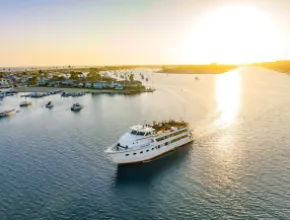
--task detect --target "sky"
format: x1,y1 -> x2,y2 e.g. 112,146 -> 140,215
1,0 -> 290,67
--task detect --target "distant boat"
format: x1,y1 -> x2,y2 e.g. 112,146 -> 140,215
45,101 -> 53,109
71,103 -> 83,111
20,100 -> 32,107
0,109 -> 15,118
195,77 -> 199,80
20,86 -> 32,107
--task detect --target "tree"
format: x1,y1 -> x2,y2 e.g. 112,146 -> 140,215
129,74 -> 134,82
69,71 -> 79,81
32,71 -> 39,77
87,69 -> 101,81
28,76 -> 38,85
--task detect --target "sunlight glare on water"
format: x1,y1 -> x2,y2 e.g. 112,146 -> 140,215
214,70 -> 241,128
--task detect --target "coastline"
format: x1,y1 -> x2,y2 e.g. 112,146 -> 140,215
156,71 -> 218,74
12,86 -> 154,94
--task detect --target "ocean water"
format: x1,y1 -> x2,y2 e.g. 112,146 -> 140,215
1,67 -> 290,219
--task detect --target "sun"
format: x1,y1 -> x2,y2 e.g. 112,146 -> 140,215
181,6 -> 283,64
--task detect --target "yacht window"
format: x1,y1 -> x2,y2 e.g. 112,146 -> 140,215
126,154 -> 129,156
146,150 -> 149,152
137,131 -> 145,136
131,130 -> 137,135
140,151 -> 143,154
133,153 -> 136,155
152,148 -> 154,150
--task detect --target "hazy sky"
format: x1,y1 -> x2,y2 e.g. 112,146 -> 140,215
1,0 -> 290,66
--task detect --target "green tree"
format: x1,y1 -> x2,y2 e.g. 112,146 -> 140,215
87,69 -> 101,81
28,76 -> 38,85
129,74 -> 134,82
69,71 -> 79,81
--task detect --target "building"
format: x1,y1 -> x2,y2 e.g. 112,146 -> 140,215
115,84 -> 124,90
85,82 -> 92,88
0,78 -> 9,86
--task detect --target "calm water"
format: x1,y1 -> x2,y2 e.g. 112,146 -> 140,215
1,67 -> 290,219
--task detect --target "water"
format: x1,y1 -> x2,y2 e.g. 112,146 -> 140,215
1,67 -> 290,219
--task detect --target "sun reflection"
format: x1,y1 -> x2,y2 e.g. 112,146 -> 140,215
215,71 -> 241,128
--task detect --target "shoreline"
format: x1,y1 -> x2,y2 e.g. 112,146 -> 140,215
156,71 -> 219,74
12,86 -> 154,94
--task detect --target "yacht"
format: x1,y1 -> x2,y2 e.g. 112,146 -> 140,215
105,120 -> 193,164
71,103 -> 83,111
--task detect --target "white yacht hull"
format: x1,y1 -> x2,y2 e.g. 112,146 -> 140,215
106,136 -> 193,164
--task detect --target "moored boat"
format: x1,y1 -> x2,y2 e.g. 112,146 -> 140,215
0,109 -> 15,118
20,100 -> 32,107
105,120 -> 193,164
45,101 -> 53,109
71,103 -> 83,111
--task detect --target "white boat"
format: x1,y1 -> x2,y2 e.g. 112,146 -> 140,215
20,100 -> 32,107
20,85 -> 31,107
71,103 -> 83,111
105,120 -> 193,164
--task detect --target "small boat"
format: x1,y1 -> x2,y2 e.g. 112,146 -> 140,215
20,85 -> 32,107
195,77 -> 199,80
45,101 -> 53,109
71,103 -> 83,111
0,109 -> 15,118
20,100 -> 32,107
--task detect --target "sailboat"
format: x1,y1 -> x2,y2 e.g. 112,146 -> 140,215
20,86 -> 32,107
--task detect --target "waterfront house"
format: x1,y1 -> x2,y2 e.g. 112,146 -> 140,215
62,79 -> 77,86
0,78 -> 9,86
93,82 -> 103,89
92,80 -> 115,89
37,77 -> 50,86
78,82 -> 84,87
108,81 -> 116,88
115,84 -> 124,90
85,82 -> 92,88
